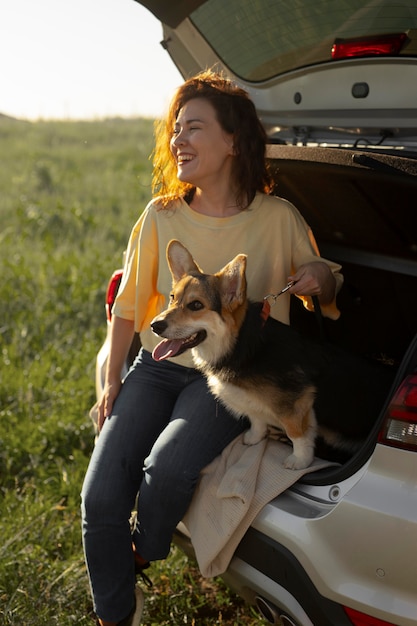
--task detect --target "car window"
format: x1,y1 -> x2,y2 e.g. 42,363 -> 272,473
190,0 -> 417,81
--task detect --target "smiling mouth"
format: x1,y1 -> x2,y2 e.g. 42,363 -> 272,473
177,155 -> 194,165
152,330 -> 206,362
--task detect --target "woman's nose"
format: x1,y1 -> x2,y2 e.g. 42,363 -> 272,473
172,130 -> 186,146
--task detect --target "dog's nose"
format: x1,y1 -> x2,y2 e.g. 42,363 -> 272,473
151,319 -> 167,336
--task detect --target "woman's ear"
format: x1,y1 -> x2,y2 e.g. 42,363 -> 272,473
223,131 -> 236,155
230,138 -> 237,155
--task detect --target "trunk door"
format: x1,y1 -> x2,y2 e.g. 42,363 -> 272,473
136,0 -> 417,149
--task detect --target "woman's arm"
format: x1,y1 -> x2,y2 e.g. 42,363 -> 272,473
98,315 -> 135,430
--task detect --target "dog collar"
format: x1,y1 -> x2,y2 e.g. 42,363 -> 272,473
262,281 -> 295,325
261,299 -> 271,323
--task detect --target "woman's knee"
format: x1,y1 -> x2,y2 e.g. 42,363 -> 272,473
144,437 -> 200,497
81,479 -> 110,523
81,470 -> 135,524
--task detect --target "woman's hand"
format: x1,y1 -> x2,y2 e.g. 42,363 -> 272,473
97,378 -> 122,431
288,261 -> 336,305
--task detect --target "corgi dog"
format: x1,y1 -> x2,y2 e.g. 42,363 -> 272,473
151,240 -> 392,469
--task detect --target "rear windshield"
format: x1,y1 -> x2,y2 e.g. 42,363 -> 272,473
190,0 -> 417,81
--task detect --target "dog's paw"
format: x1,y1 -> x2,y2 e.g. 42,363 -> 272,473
243,425 -> 267,446
283,453 -> 312,470
243,432 -> 263,446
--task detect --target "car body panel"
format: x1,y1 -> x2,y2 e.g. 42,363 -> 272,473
250,445 -> 417,624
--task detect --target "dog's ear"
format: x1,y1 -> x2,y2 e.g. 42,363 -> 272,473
217,254 -> 247,309
166,240 -> 202,282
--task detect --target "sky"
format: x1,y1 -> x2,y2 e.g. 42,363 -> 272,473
1,0 -> 184,120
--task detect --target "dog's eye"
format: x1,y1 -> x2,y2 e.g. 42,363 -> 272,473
169,293 -> 174,303
188,300 -> 204,311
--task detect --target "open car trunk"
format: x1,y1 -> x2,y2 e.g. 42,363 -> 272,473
124,144 -> 417,484
267,143 -> 417,483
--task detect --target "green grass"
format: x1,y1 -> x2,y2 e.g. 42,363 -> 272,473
0,116 -> 267,625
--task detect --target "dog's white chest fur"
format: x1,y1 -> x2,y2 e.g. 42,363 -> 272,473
207,374 -> 280,447
209,375 -> 273,424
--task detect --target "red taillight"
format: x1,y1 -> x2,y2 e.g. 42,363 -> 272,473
332,33 -> 407,60
105,269 -> 123,322
344,606 -> 396,625
378,374 -> 417,451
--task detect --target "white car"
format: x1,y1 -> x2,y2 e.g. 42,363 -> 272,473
95,2 -> 417,624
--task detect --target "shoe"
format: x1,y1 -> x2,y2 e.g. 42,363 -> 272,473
127,586 -> 145,626
117,587 -> 144,626
97,587 -> 145,626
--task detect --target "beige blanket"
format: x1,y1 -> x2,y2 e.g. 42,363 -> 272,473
182,434 -> 334,577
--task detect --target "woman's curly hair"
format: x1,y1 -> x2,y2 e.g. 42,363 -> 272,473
152,69 -> 274,208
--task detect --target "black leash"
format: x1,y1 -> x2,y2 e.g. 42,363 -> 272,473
263,286 -> 326,340
312,295 -> 325,340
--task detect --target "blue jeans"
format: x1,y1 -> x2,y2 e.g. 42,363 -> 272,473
81,348 -> 248,622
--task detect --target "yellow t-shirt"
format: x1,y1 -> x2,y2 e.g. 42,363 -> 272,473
113,192 -> 343,367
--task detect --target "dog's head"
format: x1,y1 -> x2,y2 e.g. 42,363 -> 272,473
151,240 -> 247,363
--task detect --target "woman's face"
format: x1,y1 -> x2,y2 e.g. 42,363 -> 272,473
170,97 -> 235,189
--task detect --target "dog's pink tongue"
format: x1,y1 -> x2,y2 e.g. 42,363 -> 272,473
152,338 -> 184,361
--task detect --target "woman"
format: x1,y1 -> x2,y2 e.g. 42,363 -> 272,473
81,70 -> 342,626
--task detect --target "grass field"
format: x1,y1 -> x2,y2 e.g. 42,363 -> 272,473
0,116 -> 267,625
